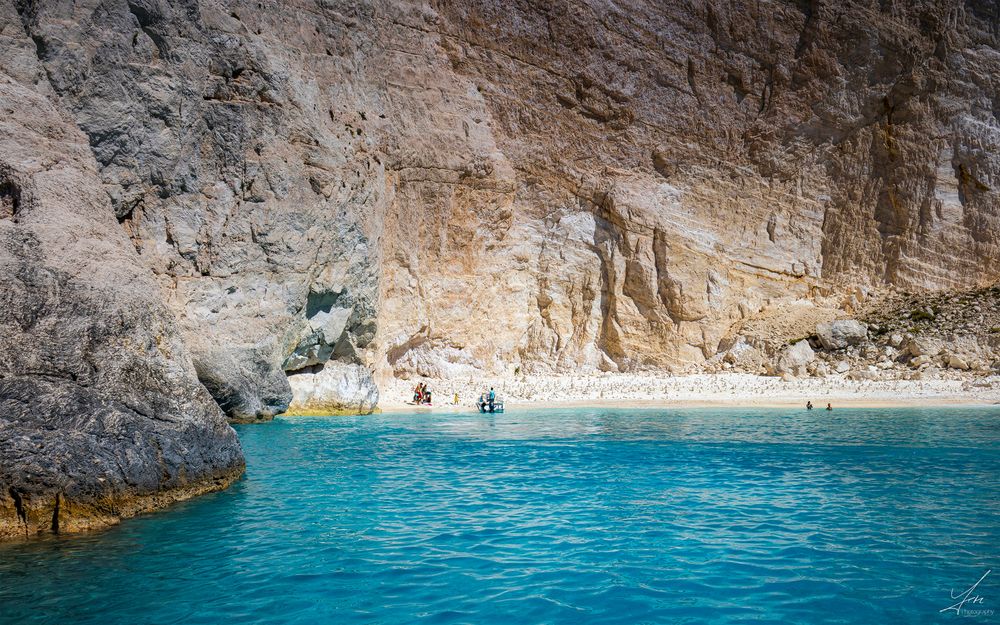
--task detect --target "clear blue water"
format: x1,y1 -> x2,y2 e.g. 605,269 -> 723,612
1,407 -> 998,624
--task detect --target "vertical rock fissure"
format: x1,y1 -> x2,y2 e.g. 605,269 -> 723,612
9,488 -> 29,538
51,493 -> 60,534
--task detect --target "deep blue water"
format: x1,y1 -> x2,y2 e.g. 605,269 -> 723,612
1,407 -> 998,624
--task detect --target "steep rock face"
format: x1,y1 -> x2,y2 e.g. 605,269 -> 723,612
6,0 -> 1000,417
391,0 -> 1000,376
13,0 -> 387,420
0,1 -> 244,540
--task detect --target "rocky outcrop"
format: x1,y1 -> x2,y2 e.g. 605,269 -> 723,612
771,340 -> 816,378
5,0 -> 997,419
2,0 -> 1000,536
286,362 -> 379,416
0,6 -> 244,540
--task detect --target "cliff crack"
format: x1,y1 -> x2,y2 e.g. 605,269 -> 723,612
9,488 -> 29,539
51,492 -> 60,534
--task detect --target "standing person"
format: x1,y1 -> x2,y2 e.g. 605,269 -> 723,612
413,383 -> 422,404
453,392 -> 459,405
424,386 -> 432,405
488,387 -> 495,412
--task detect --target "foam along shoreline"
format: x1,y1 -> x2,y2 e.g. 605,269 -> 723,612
376,373 -> 1000,413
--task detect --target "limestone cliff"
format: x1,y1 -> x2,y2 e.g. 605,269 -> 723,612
1,0 -> 999,537
10,0 -> 995,416
0,0 -> 243,540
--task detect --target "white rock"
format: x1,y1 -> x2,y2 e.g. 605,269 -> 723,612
947,355 -> 970,370
906,337 -> 943,358
287,361 -> 379,414
816,320 -> 868,350
773,340 -> 816,377
848,369 -> 878,380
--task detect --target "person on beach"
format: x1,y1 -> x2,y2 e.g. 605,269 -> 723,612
806,401 -> 813,410
424,387 -> 432,404
826,403 -> 832,411
488,387 -> 495,412
413,383 -> 422,403
453,392 -> 459,405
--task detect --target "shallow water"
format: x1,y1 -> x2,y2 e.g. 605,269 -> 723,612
1,407 -> 998,624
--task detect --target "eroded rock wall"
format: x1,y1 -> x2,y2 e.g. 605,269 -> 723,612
378,0 -> 1000,377
5,0 -> 999,421
0,0 -> 244,540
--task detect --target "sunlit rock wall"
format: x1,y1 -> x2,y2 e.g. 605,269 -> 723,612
8,0 -> 999,418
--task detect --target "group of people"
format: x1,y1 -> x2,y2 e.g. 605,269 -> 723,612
412,383 -> 433,405
478,387 -> 497,412
806,401 -> 832,411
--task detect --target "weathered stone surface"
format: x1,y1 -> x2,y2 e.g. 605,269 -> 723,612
2,0 -> 1000,537
946,354 -> 970,370
10,0 -> 384,420
7,0 -> 998,410
0,18 -> 244,540
848,369 -> 879,381
286,362 -> 379,416
721,337 -> 764,370
906,337 -> 944,358
816,320 -> 869,351
772,340 -> 816,377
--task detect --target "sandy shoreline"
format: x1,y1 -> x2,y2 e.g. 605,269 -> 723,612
377,372 -> 1000,413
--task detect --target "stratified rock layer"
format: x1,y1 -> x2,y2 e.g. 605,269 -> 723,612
14,0 -> 993,402
1,0 -> 998,539
0,2 -> 243,540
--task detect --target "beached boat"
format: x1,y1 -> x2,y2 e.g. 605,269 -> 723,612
477,398 -> 504,413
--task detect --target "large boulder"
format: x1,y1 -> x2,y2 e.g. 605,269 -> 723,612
815,320 -> 869,350
946,354 -> 970,370
720,337 -> 765,370
286,362 -> 380,416
771,340 -> 816,377
905,337 -> 944,358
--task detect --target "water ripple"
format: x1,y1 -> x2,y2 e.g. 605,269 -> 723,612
0,406 -> 998,624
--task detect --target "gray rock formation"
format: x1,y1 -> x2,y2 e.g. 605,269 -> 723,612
10,0 -> 384,421
772,340 -> 816,377
0,9 -> 244,540
286,362 -> 380,416
8,0 -> 999,416
816,320 -> 869,350
2,0 -> 1000,539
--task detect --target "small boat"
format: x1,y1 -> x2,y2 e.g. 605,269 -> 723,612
477,395 -> 504,413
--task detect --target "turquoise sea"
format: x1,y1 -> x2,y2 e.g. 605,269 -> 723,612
1,407 -> 998,624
